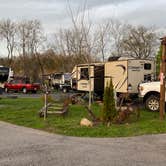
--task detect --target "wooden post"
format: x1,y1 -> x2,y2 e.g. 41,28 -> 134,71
160,37 -> 166,120
44,84 -> 48,120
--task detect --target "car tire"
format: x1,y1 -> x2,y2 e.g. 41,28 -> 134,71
32,90 -> 37,94
145,95 -> 160,111
22,87 -> 27,94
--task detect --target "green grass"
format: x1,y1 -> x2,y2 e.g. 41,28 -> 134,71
0,97 -> 166,137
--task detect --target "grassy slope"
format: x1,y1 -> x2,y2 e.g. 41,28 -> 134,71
0,98 -> 166,137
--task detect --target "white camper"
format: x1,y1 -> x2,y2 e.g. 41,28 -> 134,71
71,58 -> 155,96
0,66 -> 13,88
71,63 -> 104,96
105,59 -> 155,94
50,73 -> 71,92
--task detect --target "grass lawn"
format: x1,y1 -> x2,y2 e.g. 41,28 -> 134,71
0,97 -> 166,137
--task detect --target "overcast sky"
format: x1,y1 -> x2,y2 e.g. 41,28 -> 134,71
0,0 -> 166,33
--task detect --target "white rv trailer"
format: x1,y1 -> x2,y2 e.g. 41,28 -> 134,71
0,66 -> 13,88
105,59 -> 155,94
50,72 -> 71,92
0,66 -> 13,94
71,63 -> 104,97
71,58 -> 155,96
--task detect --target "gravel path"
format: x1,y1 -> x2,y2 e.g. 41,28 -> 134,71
0,121 -> 166,166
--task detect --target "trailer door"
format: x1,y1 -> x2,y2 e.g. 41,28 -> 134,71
94,65 -> 104,97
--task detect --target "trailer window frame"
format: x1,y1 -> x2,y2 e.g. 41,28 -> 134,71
80,67 -> 89,80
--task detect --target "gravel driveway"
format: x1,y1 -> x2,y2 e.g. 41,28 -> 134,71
0,121 -> 166,166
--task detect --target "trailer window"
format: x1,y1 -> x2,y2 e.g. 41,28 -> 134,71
144,63 -> 151,70
80,68 -> 89,80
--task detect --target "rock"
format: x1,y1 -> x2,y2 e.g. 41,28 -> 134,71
80,118 -> 93,127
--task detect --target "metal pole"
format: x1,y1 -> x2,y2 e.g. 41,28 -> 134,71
88,64 -> 92,110
160,37 -> 166,120
44,84 -> 48,120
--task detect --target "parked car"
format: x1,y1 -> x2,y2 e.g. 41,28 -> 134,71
138,81 -> 160,111
4,78 -> 40,94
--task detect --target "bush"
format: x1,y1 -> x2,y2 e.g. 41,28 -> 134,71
101,79 -> 117,125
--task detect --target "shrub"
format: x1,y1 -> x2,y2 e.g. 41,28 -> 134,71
101,79 -> 117,125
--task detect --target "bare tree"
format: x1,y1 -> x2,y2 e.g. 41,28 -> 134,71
121,25 -> 157,59
0,19 -> 17,66
109,19 -> 130,57
51,7 -> 97,69
16,20 -> 45,78
66,0 -> 97,63
96,22 -> 111,62
95,19 -> 130,61
28,20 -> 46,81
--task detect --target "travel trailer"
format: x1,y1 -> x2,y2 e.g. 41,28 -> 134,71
50,72 -> 71,92
0,66 -> 13,93
105,59 -> 155,94
71,58 -> 155,97
71,63 -> 104,96
0,66 -> 13,88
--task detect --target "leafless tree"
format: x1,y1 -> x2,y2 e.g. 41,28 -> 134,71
109,19 -> 130,57
17,20 -> 45,55
96,22 -> 111,62
0,19 -> 17,65
66,0 -> 97,63
16,20 -> 46,78
121,25 -> 157,59
50,4 -> 98,71
95,19 -> 130,61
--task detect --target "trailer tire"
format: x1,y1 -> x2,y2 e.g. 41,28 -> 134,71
145,95 -> 159,112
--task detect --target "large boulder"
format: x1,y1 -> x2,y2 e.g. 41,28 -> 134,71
80,118 -> 93,127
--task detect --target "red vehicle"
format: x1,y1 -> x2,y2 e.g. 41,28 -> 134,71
4,78 -> 40,93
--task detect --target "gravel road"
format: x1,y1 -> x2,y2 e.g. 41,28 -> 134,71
0,121 -> 166,166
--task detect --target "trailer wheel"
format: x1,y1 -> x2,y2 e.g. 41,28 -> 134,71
145,95 -> 159,112
22,87 -> 27,94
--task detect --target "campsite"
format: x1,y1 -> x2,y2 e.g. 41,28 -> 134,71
0,52 -> 165,136
1,1 -> 166,166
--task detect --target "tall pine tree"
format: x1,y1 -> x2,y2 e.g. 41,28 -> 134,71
102,78 -> 117,124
